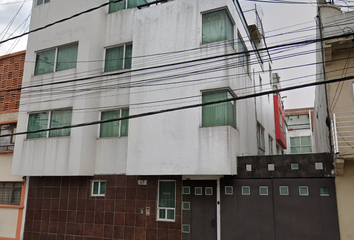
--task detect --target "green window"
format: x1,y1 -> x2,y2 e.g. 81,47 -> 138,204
104,44 -> 132,72
202,9 -> 233,45
279,186 -> 289,195
291,163 -> 299,170
259,186 -> 268,195
92,181 -> 106,196
0,182 -> 22,205
299,186 -> 309,196
100,109 -> 129,138
202,90 -> 236,128
238,34 -> 250,74
269,135 -> 273,155
109,0 -> 149,13
320,187 -> 329,196
27,110 -> 72,139
225,186 -> 233,195
242,186 -> 250,195
158,181 -> 175,221
34,43 -> 78,75
257,122 -> 265,155
37,0 -> 50,6
290,136 -> 312,153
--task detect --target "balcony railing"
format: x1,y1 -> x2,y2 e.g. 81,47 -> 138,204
332,112 -> 354,155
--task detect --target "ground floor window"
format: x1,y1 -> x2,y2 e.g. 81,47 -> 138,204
0,182 -> 22,205
158,181 -> 175,221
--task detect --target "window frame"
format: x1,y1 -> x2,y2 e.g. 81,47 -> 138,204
0,182 -> 23,205
290,136 -> 312,154
99,108 -> 129,138
259,186 -> 268,196
279,186 -> 289,196
299,186 -> 309,196
34,43 -> 78,76
26,109 -> 72,139
257,122 -> 265,155
157,180 -> 176,222
0,123 -> 16,151
242,186 -> 250,195
104,43 -> 132,72
91,180 -> 106,197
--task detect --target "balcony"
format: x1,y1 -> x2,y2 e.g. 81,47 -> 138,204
331,112 -> 354,158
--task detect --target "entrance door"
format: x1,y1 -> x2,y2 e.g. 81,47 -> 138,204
182,180 -> 217,240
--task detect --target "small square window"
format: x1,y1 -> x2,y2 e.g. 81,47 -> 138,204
246,164 -> 252,172
315,162 -> 323,170
279,186 -> 289,195
320,187 -> 329,196
259,186 -> 268,195
182,224 -> 190,233
268,164 -> 275,171
195,187 -> 202,195
299,186 -> 309,196
242,186 -> 250,195
182,202 -> 190,210
291,163 -> 299,170
91,181 -> 106,196
225,186 -> 233,195
205,187 -> 213,195
183,186 -> 190,195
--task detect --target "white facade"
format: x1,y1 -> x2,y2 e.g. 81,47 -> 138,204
13,0 -> 275,176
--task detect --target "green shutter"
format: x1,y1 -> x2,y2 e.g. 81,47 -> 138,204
158,181 -> 175,208
120,109 -> 129,137
56,44 -> 78,72
49,110 -> 72,137
104,46 -> 124,72
34,49 -> 55,75
124,45 -> 132,69
27,112 -> 49,139
100,110 -> 120,138
109,0 -> 126,13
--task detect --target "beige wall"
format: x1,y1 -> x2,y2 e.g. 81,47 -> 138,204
0,112 -> 18,123
0,153 -> 22,182
336,161 -> 354,240
0,208 -> 19,238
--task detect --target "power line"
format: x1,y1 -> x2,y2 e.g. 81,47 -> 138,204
3,73 -> 354,138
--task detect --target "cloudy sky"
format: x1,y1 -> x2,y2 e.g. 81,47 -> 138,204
0,0 -> 317,109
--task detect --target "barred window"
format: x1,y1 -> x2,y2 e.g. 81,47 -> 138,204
0,123 -> 16,151
0,182 -> 22,205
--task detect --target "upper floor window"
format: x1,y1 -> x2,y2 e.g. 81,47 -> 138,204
100,109 -> 129,138
157,181 -> 176,221
37,0 -> 50,6
202,9 -> 233,45
202,90 -> 236,129
290,136 -> 312,153
268,135 -> 273,155
27,110 -> 72,139
238,34 -> 250,74
0,123 -> 16,151
257,122 -> 265,155
109,0 -> 149,13
104,44 -> 132,72
0,182 -> 22,205
34,43 -> 78,75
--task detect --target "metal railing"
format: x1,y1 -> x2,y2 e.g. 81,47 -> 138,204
332,112 -> 354,155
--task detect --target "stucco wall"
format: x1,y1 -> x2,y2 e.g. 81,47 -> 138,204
0,208 -> 19,238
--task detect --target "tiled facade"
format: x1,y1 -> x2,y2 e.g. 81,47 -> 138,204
23,175 -> 182,240
0,50 -> 25,113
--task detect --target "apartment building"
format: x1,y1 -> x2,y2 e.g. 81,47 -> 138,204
11,0 -> 287,239
314,2 -> 354,239
0,50 -> 26,240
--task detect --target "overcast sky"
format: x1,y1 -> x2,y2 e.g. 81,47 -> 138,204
0,0 -> 317,110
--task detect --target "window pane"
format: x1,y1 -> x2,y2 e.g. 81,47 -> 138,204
202,10 -> 233,44
291,147 -> 301,154
109,0 -> 126,13
0,183 -> 21,205
301,136 -> 311,146
0,124 -> 14,150
120,109 -> 129,137
167,209 -> 174,220
279,186 -> 288,195
27,112 -> 48,139
105,46 -> 124,72
299,186 -> 308,195
301,146 -> 312,153
49,110 -> 72,137
44,0 -> 50,3
100,110 -> 120,138
320,187 -> 329,196
34,49 -> 55,75
158,181 -> 175,208
127,0 -> 147,9
159,209 -> 166,219
100,182 -> 106,195
260,187 -> 268,195
37,0 -> 43,5
202,91 -> 230,127
56,44 -> 78,72
242,186 -> 250,195
124,45 -> 132,69
290,137 -> 300,146
93,182 -> 99,194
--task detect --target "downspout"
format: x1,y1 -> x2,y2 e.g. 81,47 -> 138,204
317,12 -> 334,155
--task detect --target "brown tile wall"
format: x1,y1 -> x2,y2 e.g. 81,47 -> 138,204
23,175 -> 182,240
0,51 -> 25,113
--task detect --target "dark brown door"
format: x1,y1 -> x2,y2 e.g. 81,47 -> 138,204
182,180 -> 217,240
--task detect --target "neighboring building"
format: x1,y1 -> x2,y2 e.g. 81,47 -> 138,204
285,107 -> 314,154
314,2 -> 354,240
0,50 -> 26,240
